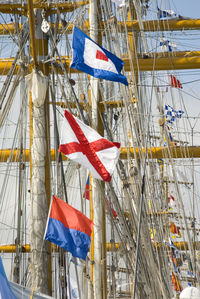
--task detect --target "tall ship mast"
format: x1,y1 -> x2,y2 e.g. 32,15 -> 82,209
0,1 -> 200,298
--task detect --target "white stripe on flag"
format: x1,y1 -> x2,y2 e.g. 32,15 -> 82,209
83,38 -> 118,74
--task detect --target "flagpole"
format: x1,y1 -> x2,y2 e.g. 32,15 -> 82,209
43,196 -> 54,241
89,1 -> 106,299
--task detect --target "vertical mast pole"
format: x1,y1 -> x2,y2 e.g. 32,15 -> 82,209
13,79 -> 25,284
89,1 -> 106,298
27,1 -> 51,294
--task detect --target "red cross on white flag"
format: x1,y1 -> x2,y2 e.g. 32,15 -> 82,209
59,110 -> 120,182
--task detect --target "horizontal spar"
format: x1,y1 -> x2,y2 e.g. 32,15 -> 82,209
123,18 -> 200,32
0,241 -> 199,253
0,243 -> 120,253
2,51 -> 200,75
123,53 -> 200,72
0,1 -> 88,15
52,98 -> 137,111
1,19 -> 200,35
120,146 -> 200,159
0,146 -> 200,162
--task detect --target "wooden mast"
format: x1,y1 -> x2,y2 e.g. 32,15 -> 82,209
89,0 -> 107,298
27,0 -> 51,294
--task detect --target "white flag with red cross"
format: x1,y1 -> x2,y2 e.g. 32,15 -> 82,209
59,110 -> 120,182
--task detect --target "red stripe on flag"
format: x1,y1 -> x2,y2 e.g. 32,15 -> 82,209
50,195 -> 93,236
170,75 -> 182,89
105,198 -> 117,219
83,187 -> 90,200
96,50 -> 108,62
59,140 -> 120,156
170,194 -> 175,201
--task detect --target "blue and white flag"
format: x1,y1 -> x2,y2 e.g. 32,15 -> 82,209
160,39 -> 177,52
164,240 -> 180,259
0,256 -> 16,299
70,27 -> 128,86
165,104 -> 184,124
187,271 -> 195,278
164,240 -> 177,250
157,7 -> 177,19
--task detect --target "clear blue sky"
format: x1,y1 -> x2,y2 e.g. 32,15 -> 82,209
172,0 -> 200,18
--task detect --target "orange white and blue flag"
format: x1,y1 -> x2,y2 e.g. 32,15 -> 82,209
45,196 -> 93,260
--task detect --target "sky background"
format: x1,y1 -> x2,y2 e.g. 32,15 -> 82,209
146,1 -> 200,146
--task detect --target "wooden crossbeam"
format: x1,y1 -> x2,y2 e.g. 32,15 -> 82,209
0,146 -> 200,162
51,99 -> 136,111
1,51 -> 200,75
0,1 -> 88,15
0,243 -> 120,253
1,18 -> 200,35
0,241 -> 199,253
120,18 -> 200,31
